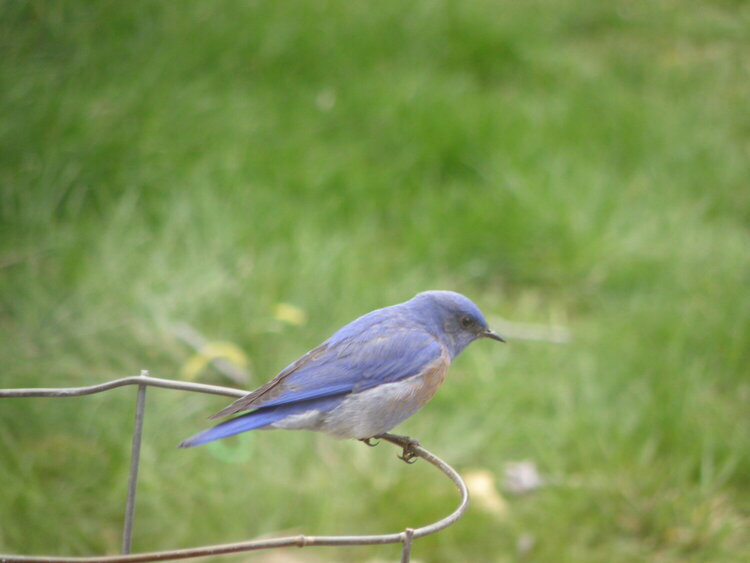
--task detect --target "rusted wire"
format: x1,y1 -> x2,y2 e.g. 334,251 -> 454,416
0,373 -> 470,563
122,371 -> 149,554
0,375 -> 247,400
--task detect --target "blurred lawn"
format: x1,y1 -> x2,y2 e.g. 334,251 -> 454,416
1,1 -> 749,561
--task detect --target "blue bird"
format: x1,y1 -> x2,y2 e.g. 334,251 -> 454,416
179,291 -> 504,452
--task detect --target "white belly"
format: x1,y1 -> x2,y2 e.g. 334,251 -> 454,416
320,370 -> 446,439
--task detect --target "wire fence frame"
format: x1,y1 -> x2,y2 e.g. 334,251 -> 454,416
0,372 -> 470,563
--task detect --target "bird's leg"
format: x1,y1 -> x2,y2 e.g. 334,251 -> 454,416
375,433 -> 421,464
359,437 -> 380,447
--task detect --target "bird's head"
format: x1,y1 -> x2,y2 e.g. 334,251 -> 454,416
409,290 -> 505,358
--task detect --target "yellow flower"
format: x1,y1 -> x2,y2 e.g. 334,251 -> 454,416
273,302 -> 307,326
464,469 -> 508,518
181,341 -> 249,381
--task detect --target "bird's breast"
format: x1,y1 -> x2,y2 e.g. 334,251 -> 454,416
318,345 -> 451,439
408,356 -> 449,407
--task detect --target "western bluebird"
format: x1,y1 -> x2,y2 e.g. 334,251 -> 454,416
179,291 -> 504,451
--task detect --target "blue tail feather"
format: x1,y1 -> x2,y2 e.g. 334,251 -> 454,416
179,394 -> 346,448
178,407 -> 287,448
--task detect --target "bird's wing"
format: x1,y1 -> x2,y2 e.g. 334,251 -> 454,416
210,320 -> 443,420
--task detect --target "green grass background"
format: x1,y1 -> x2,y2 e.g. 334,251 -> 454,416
1,1 -> 749,561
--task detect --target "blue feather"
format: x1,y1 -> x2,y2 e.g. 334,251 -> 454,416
256,383 -> 353,408
179,394 -> 346,448
253,331 -> 442,408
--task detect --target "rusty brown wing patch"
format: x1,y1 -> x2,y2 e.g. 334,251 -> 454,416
208,342 -> 331,420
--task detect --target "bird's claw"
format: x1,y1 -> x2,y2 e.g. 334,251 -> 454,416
361,433 -> 421,464
398,449 -> 419,464
376,433 -> 421,464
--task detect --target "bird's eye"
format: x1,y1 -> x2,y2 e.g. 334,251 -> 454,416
460,315 -> 474,328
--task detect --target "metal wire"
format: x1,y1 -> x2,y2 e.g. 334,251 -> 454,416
0,373 -> 470,563
122,371 -> 149,554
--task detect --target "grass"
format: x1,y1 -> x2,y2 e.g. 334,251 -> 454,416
1,0 -> 749,561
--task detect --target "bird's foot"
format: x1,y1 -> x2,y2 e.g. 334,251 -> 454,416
359,437 -> 380,447
376,433 -> 421,464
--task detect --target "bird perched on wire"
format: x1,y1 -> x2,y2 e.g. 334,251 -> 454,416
179,291 -> 504,455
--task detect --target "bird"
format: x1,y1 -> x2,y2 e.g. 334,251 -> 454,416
179,290 -> 504,453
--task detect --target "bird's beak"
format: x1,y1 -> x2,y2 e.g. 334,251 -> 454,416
483,328 -> 506,343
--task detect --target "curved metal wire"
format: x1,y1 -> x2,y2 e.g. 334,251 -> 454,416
0,373 -> 469,563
